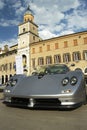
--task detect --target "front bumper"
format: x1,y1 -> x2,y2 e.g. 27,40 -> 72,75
3,96 -> 82,109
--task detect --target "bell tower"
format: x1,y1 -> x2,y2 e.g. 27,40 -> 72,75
24,6 -> 34,22
17,5 -> 40,75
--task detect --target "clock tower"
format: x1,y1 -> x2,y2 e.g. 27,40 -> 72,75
17,6 -> 40,75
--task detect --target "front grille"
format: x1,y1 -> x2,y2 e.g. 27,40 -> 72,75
34,98 -> 61,107
11,97 -> 29,106
11,97 -> 61,108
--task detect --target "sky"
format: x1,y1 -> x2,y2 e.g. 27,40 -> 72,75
0,0 -> 87,48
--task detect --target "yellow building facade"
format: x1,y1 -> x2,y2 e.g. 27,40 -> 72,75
30,31 -> 87,74
0,44 -> 18,84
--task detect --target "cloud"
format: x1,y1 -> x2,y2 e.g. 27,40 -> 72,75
59,30 -> 75,36
65,7 -> 87,31
28,0 -> 82,39
57,0 -> 80,12
12,1 -> 21,8
0,38 -> 17,48
12,1 -> 25,16
39,29 -> 57,39
0,0 -> 87,41
0,19 -> 19,27
0,0 -> 5,9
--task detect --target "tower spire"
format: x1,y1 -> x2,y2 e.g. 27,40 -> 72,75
24,4 -> 34,22
26,4 -> 33,15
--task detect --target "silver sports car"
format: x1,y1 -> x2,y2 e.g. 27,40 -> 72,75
3,64 -> 86,109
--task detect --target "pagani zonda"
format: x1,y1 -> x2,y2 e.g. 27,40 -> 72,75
3,64 -> 86,109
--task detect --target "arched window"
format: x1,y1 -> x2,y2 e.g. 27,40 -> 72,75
38,57 -> 44,65
22,55 -> 27,68
46,56 -> 52,65
2,75 -> 4,84
63,53 -> 71,63
5,75 -> 8,83
54,55 -> 61,64
83,50 -> 87,60
84,68 -> 87,73
10,74 -> 12,78
72,52 -> 81,62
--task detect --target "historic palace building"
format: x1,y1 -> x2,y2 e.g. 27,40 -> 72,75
30,31 -> 87,74
0,6 -> 87,84
0,44 -> 17,84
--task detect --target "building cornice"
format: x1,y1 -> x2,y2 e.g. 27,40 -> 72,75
18,30 -> 39,38
0,49 -> 17,57
10,44 -> 18,48
30,30 -> 87,46
18,21 -> 38,28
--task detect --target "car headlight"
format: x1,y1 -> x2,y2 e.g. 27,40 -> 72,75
62,77 -> 69,86
70,76 -> 78,85
4,89 -> 11,93
62,76 -> 78,86
6,79 -> 17,87
11,79 -> 17,87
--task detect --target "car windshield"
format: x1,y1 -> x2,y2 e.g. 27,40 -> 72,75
45,65 -> 69,74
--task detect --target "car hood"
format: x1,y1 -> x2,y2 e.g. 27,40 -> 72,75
9,71 -> 83,97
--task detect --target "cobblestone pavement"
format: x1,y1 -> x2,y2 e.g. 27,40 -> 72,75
0,98 -> 87,130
